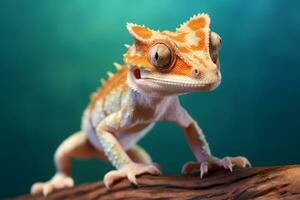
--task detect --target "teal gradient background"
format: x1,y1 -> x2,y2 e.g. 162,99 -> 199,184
1,0 -> 300,197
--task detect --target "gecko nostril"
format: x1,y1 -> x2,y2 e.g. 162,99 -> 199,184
192,68 -> 201,78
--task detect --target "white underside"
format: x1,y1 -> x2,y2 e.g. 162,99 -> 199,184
83,109 -> 155,151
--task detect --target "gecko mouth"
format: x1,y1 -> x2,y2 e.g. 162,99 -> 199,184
129,68 -> 220,95
137,69 -> 217,88
143,77 -> 215,88
133,68 -> 141,79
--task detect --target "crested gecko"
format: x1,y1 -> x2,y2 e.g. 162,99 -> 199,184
31,13 -> 250,196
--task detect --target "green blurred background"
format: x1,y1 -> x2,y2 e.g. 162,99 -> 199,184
1,0 -> 300,198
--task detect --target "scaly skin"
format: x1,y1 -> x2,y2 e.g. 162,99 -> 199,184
31,13 -> 250,196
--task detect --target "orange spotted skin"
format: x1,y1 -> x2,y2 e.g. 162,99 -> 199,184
187,16 -> 206,30
190,30 -> 207,51
169,56 -> 192,76
162,31 -> 187,43
88,67 -> 128,111
177,46 -> 191,53
131,26 -> 152,39
124,13 -> 215,78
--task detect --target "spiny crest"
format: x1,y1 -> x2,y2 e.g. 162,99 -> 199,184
124,44 -> 131,49
100,78 -> 106,85
126,22 -> 158,42
125,13 -> 210,50
100,63 -> 125,85
176,13 -> 210,32
126,13 -> 210,43
113,62 -> 123,70
107,71 -> 114,78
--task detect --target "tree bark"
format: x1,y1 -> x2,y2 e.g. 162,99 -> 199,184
13,165 -> 300,200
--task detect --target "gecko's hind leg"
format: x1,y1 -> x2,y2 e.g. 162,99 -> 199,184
31,131 -> 105,196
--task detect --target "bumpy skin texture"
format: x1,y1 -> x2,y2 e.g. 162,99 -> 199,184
31,13 -> 250,196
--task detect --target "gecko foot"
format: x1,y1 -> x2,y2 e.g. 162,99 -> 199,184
103,162 -> 161,189
182,156 -> 251,178
31,173 -> 74,196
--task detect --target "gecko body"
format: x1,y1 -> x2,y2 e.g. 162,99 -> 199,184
31,13 -> 250,196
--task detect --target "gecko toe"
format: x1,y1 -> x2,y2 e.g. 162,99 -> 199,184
200,162 -> 209,178
31,173 -> 75,196
127,172 -> 138,185
31,182 -> 44,195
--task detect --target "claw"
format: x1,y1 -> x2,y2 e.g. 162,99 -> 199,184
221,157 -> 233,172
228,164 -> 233,172
230,156 -> 251,169
43,184 -> 53,197
103,170 -> 124,189
127,173 -> 138,185
200,169 -> 204,178
103,176 -> 112,189
245,158 -> 252,167
182,155 -> 251,177
200,162 -> 208,178
227,161 -> 233,172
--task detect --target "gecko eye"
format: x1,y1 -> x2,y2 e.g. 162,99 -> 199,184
149,43 -> 173,71
209,32 -> 221,64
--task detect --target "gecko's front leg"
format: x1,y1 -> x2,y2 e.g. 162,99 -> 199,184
177,108 -> 251,177
96,112 -> 161,188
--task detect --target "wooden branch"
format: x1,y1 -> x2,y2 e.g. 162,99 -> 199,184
13,165 -> 300,200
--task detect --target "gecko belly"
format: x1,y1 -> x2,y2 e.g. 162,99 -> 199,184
81,109 -> 154,152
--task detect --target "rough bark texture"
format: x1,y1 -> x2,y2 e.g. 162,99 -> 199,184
13,165 -> 300,200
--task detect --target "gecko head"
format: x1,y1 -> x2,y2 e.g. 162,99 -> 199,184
124,13 -> 222,96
